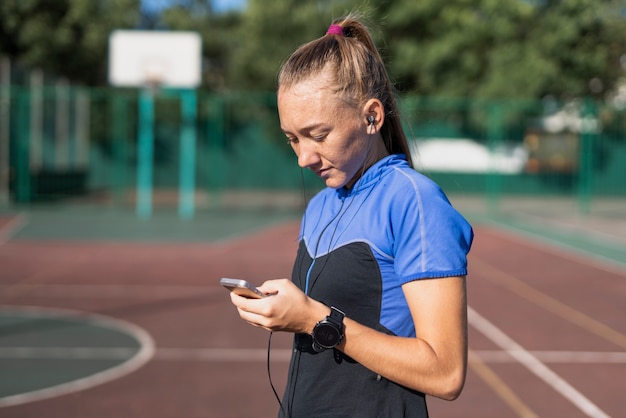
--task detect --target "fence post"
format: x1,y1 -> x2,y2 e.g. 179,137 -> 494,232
55,78 -> 70,169
15,90 -> 31,202
577,98 -> 595,215
111,93 -> 130,204
74,87 -> 90,170
136,89 -> 154,219
178,89 -> 197,220
0,57 -> 10,206
29,69 -> 43,172
206,95 -> 225,203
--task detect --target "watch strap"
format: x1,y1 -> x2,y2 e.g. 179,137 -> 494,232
328,306 -> 345,328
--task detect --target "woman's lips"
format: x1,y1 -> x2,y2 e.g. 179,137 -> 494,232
315,168 -> 330,178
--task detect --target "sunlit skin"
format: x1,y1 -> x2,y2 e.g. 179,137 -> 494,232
277,68 -> 388,189
229,67 -> 468,400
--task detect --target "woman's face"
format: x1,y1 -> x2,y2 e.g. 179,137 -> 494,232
278,70 -> 374,189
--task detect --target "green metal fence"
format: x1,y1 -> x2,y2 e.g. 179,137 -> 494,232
1,86 -> 625,217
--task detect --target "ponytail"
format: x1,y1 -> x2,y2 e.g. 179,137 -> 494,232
278,14 -> 412,166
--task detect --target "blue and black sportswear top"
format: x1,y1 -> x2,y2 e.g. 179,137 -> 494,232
280,154 -> 473,418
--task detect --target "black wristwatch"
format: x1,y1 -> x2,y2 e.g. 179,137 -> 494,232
311,306 -> 345,352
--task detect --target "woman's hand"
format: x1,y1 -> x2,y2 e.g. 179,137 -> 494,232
229,278 -> 329,334
228,276 -> 467,399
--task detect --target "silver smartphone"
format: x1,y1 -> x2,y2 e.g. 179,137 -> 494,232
220,278 -> 266,299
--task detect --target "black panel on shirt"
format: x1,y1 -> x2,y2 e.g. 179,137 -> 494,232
281,240 -> 428,418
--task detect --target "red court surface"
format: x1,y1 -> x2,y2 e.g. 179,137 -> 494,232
0,213 -> 624,417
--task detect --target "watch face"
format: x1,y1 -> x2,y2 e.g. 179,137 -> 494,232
313,323 -> 342,348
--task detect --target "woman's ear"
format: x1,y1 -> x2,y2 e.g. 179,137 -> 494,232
363,98 -> 385,132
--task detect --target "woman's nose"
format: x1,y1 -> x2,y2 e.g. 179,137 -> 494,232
296,142 -> 320,169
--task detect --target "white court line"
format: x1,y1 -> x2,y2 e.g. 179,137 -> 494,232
155,347 -> 292,362
1,347 -> 623,364
472,350 -> 626,364
0,347 -> 293,362
468,306 -> 610,418
0,347 -> 139,360
0,306 -> 155,408
0,213 -> 27,245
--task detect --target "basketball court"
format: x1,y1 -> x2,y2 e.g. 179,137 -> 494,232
0,199 -> 625,417
1,24 -> 624,418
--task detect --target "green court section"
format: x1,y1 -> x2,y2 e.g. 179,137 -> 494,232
0,307 -> 152,406
2,207 -> 300,242
469,213 -> 626,272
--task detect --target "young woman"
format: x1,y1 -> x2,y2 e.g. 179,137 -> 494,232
228,14 -> 473,417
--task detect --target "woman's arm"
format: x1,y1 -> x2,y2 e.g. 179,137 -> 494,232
339,276 -> 467,400
230,275 -> 467,400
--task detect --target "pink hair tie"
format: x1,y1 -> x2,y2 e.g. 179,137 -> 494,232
326,24 -> 344,36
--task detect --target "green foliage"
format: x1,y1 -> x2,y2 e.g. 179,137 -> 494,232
155,1 -> 243,90
0,0 -> 141,85
2,0 -> 625,100
226,0 -> 358,91
380,0 -> 626,99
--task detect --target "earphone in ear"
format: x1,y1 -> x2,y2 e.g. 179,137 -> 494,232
367,115 -> 375,126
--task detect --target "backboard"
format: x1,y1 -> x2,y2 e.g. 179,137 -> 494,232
108,30 -> 202,89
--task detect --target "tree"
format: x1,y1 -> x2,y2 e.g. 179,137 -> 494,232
379,0 -> 626,100
2,0 -> 624,100
527,0 -> 626,99
157,1 -> 243,90
0,0 -> 141,85
221,0 -> 626,100
226,0 -> 358,91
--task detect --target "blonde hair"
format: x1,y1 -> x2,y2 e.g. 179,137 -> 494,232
278,14 -> 412,165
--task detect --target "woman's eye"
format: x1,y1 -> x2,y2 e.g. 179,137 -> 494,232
286,137 -> 298,145
312,134 -> 327,142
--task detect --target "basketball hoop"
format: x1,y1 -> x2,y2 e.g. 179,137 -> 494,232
108,30 -> 201,90
107,30 -> 201,220
141,57 -> 167,96
143,79 -> 160,97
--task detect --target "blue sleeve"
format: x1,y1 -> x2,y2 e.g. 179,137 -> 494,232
391,173 -> 473,282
